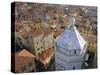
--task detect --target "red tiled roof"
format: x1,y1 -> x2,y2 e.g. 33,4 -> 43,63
52,29 -> 64,38
39,48 -> 54,61
16,49 -> 35,57
19,28 -> 43,39
82,34 -> 96,42
42,28 -> 53,36
18,28 -> 54,39
15,49 -> 35,70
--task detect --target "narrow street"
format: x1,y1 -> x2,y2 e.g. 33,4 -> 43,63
87,51 -> 97,69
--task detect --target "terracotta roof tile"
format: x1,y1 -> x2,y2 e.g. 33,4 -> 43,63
41,28 -> 53,36
16,49 -> 35,57
19,29 -> 43,39
15,49 -> 35,70
39,48 -> 54,61
52,29 -> 64,38
19,28 -> 53,39
82,34 -> 96,42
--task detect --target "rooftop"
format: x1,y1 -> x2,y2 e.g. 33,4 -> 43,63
39,48 -> 54,64
15,49 -> 35,57
42,28 -> 53,36
55,18 -> 86,51
19,28 -> 43,39
15,49 -> 35,70
82,34 -> 96,42
19,28 -> 53,39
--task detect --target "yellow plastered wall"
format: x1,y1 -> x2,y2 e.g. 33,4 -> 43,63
87,41 -> 96,52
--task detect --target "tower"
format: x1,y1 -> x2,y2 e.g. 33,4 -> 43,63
55,17 -> 87,70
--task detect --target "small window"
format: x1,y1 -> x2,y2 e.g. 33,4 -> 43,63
38,53 -> 40,56
41,46 -> 43,49
37,42 -> 38,44
37,48 -> 39,51
92,46 -> 94,49
74,50 -> 76,54
73,66 -> 75,70
53,46 -> 54,49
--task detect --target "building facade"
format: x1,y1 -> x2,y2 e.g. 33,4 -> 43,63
16,27 -> 54,68
55,18 -> 88,70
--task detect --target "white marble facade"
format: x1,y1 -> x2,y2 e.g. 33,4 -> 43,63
55,18 -> 87,70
